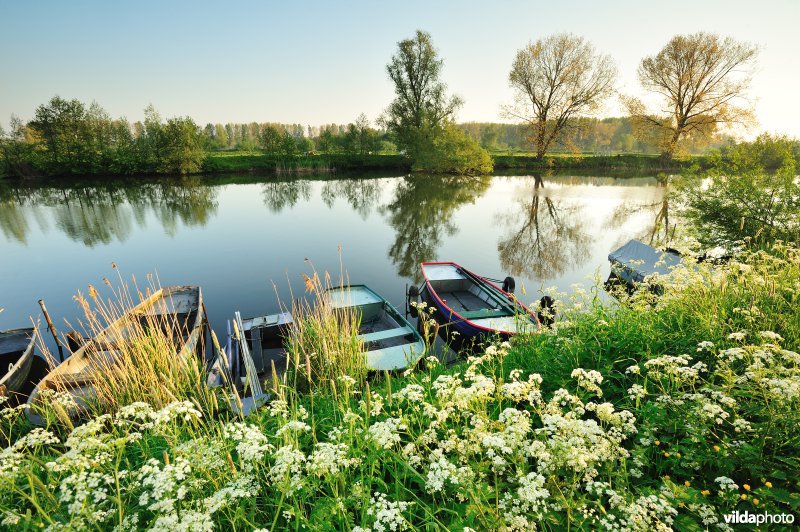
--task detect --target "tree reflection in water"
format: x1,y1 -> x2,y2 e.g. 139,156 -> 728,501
604,174 -> 671,248
0,178 -> 218,246
381,174 -> 492,281
496,175 -> 591,280
261,179 -> 312,213
320,178 -> 383,219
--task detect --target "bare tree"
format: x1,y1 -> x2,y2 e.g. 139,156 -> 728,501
504,33 -> 617,160
623,32 -> 758,160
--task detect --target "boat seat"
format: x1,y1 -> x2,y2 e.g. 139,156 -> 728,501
360,326 -> 414,343
460,309 -> 514,320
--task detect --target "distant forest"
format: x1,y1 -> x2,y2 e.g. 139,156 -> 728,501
203,117 -> 735,155
0,96 -> 738,178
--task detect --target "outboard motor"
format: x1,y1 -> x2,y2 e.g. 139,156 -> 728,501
407,285 -> 420,318
502,276 -> 516,294
537,295 -> 555,328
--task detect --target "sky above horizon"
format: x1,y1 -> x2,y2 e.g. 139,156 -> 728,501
2,0 -> 798,137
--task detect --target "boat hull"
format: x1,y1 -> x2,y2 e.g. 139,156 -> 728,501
0,327 -> 37,395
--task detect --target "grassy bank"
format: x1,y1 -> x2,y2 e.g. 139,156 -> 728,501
202,151 -> 701,175
201,152 -> 412,174
1,245 -> 798,529
492,152 -> 705,172
3,151 -> 700,182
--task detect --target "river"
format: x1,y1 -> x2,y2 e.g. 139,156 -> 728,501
0,172 -> 668,346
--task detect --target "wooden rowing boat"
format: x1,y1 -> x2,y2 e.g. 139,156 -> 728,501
26,286 -> 204,424
419,262 -> 539,340
0,327 -> 37,397
327,285 -> 426,371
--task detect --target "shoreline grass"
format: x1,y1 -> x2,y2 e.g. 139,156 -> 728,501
2,151 -> 699,183
1,243 -> 798,530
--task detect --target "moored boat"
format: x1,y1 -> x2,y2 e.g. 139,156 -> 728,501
607,239 -> 684,293
326,285 -> 426,371
419,262 -> 539,340
0,327 -> 38,397
26,286 -> 204,424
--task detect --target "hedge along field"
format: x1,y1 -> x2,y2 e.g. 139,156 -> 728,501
0,243 -> 798,531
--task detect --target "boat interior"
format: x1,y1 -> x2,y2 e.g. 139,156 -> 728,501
328,286 -> 418,351
243,312 -> 292,373
0,330 -> 32,372
425,265 -> 514,319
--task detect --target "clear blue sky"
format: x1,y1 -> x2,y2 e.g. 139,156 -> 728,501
1,0 -> 798,136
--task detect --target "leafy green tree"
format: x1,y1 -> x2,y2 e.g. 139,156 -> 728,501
382,30 -> 462,155
278,130 -> 298,158
316,127 -> 336,153
214,123 -> 228,149
382,30 -> 491,173
259,125 -> 283,155
679,135 -> 800,246
158,116 -> 205,174
0,115 -> 38,177
28,96 -> 96,174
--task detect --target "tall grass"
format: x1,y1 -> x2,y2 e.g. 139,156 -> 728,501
35,273 -> 217,421
283,265 -> 367,394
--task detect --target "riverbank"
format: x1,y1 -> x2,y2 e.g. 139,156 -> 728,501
2,151 -> 700,182
2,244 -> 798,529
203,151 -> 699,174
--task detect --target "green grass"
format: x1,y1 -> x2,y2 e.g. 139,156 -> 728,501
492,153 -> 707,172
202,152 -> 411,174
202,150 -> 705,176
1,244 -> 798,530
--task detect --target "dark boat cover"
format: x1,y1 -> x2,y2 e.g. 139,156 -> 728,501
608,239 -> 683,285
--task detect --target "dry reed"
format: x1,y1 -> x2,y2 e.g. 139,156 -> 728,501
37,272 -> 216,419
283,264 -> 367,394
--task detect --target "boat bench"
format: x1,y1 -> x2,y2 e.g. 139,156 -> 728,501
360,325 -> 414,343
460,309 -> 514,320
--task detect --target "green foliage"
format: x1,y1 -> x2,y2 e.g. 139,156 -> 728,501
411,123 -> 493,174
156,117 -> 205,174
380,30 -> 489,173
1,245 -> 799,529
678,134 -> 800,246
382,30 -> 462,156
0,97 -> 206,177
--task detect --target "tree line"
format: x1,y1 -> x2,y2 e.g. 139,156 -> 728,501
381,29 -> 760,172
0,99 -> 206,177
459,118 -> 736,155
0,29 -> 764,177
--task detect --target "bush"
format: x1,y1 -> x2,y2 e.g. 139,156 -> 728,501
411,123 -> 493,174
678,134 -> 800,246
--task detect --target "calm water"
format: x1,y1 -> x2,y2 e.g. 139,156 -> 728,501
0,173 -> 667,346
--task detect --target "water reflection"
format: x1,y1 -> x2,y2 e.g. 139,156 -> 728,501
320,178 -> 382,219
381,174 -> 492,281
605,175 -> 672,247
496,175 -> 591,280
0,178 -> 218,246
261,179 -> 312,213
